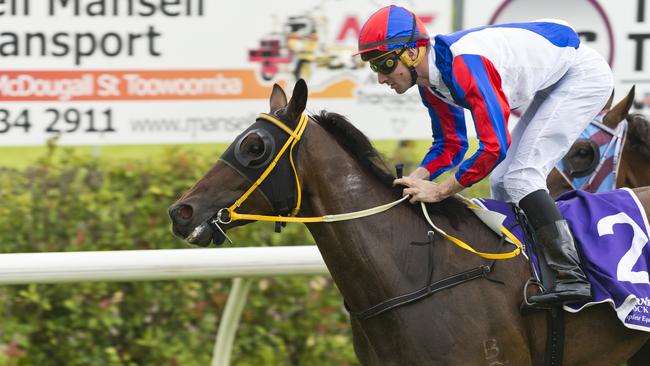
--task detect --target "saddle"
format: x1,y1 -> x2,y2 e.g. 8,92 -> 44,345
473,188 -> 650,365
473,187 -> 650,329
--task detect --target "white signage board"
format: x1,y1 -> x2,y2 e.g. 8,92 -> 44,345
0,0 -> 453,146
464,0 -> 650,115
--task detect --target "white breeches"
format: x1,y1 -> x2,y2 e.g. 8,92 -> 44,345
489,44 -> 614,204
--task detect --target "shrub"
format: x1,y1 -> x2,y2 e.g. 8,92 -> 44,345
0,144 -> 355,366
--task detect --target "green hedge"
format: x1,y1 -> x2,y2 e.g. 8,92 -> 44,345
0,143 -> 360,366
0,141 -> 489,366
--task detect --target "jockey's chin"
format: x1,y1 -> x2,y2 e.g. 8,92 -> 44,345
392,84 -> 412,94
390,73 -> 415,94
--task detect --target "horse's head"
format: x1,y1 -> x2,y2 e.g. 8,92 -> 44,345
548,86 -> 637,197
168,80 -> 309,246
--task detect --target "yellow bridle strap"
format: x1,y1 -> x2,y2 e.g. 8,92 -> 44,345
230,195 -> 410,223
230,212 -> 324,222
227,113 -> 308,215
223,113 -> 521,260
421,200 -> 522,260
438,226 -> 522,260
288,115 -> 308,216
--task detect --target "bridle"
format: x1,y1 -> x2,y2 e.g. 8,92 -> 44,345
215,112 -> 409,226
218,112 -> 309,223
554,114 -> 628,193
189,112 -> 409,244
191,112 -> 522,260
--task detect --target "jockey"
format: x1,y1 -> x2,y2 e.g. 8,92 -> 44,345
356,5 -> 614,306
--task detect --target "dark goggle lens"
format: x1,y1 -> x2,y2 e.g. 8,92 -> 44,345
369,54 -> 398,74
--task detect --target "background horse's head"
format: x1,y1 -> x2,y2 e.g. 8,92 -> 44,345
547,86 -> 650,197
168,80 -> 309,246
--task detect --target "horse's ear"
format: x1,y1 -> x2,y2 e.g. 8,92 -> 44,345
269,83 -> 288,113
285,79 -> 308,121
603,85 -> 635,128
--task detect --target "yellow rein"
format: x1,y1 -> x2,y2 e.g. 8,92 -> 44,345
223,113 -> 521,260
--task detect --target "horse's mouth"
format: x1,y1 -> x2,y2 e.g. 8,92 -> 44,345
186,219 -> 228,247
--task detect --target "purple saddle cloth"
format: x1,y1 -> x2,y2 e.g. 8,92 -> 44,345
475,188 -> 650,332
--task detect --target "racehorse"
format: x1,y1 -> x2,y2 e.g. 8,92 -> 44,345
169,80 -> 650,365
547,86 -> 650,198
546,86 -> 650,366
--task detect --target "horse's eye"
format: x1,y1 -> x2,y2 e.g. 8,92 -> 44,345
577,148 -> 591,158
247,142 -> 264,156
240,135 -> 265,158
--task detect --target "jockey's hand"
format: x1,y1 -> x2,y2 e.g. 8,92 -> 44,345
393,176 -> 465,204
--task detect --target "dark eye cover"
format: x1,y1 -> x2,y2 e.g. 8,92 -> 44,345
234,129 -> 276,168
561,139 -> 600,178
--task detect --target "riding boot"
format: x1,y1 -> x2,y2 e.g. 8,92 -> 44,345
519,190 -> 592,306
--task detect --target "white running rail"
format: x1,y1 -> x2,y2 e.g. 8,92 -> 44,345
0,246 -> 329,366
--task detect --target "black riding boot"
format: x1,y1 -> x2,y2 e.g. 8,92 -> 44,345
519,190 -> 592,306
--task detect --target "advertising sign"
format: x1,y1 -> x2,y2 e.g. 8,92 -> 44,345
0,0 -> 452,146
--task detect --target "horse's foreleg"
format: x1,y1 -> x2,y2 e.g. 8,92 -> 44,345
351,317 -> 383,366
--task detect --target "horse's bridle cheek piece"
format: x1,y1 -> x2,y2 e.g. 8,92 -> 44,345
218,113 -> 308,224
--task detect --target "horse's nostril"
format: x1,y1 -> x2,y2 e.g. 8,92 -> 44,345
178,205 -> 193,220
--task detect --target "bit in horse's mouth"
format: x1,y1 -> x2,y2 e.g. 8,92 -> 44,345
186,218 -> 228,247
210,226 -> 227,246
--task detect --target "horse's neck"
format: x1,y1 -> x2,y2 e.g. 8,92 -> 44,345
297,124 -> 462,311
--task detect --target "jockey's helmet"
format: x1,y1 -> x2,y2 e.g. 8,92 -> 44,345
355,5 -> 429,63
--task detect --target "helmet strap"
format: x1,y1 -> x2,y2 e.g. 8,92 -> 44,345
399,46 -> 427,87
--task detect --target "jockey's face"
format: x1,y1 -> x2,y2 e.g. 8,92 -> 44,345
373,50 -> 415,94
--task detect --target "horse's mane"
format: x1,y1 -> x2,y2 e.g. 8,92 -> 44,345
627,113 -> 650,159
310,111 -> 468,226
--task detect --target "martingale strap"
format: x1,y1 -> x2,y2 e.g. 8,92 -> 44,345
348,265 -> 492,320
545,308 -> 565,366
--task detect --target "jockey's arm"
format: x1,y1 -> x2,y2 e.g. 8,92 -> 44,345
395,87 -> 468,203
450,54 -> 511,188
415,86 -> 468,181
396,56 -> 510,203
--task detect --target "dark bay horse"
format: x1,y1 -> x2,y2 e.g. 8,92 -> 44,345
169,80 -> 650,365
548,86 -> 650,198
546,86 -> 650,366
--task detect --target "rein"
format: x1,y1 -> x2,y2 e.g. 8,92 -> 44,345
207,113 -> 522,260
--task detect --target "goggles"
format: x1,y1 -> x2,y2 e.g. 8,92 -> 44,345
369,51 -> 400,74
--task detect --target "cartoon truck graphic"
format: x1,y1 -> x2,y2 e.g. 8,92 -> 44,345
248,35 -> 293,81
248,15 -> 362,81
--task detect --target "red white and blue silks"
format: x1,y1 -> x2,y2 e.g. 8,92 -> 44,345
474,188 -> 650,332
419,54 -> 510,187
420,21 -> 581,187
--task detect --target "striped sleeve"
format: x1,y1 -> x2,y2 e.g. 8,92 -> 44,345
448,54 -> 511,187
417,86 -> 468,180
